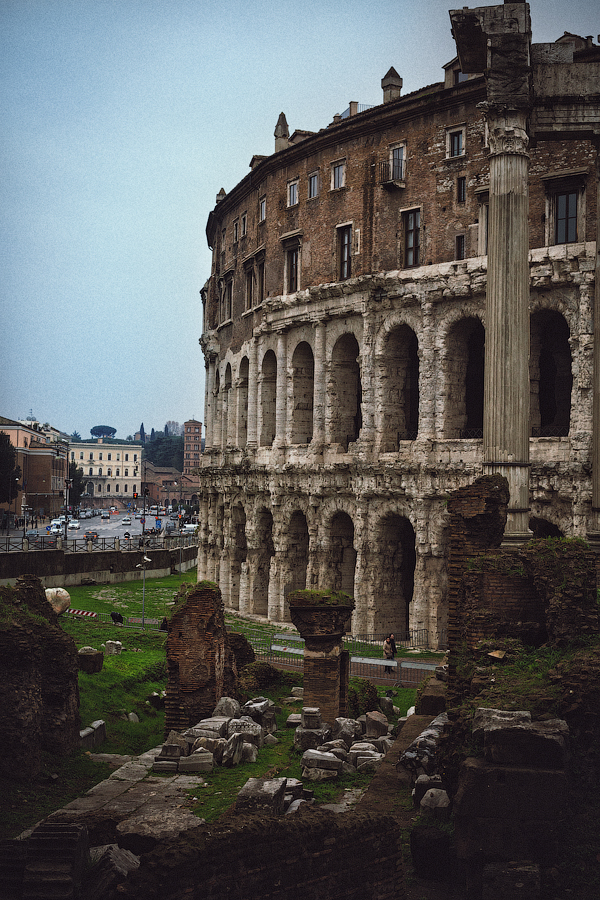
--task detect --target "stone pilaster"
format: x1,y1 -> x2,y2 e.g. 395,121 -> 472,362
482,106 -> 531,542
311,321 -> 327,448
204,356 -> 216,452
247,337 -> 258,449
588,143 -> 600,541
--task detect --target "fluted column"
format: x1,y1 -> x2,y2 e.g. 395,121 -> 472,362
483,107 -> 531,542
247,337 -> 259,449
274,329 -> 287,448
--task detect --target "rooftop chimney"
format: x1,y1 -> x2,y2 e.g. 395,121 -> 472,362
274,112 -> 289,152
216,188 -> 226,204
382,67 -> 403,103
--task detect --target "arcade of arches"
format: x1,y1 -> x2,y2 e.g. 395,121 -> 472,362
199,252 -> 592,646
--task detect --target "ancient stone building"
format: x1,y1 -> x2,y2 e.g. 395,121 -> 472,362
196,3 -> 600,648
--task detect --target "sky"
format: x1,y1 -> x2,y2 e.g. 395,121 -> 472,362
1,0 -> 597,441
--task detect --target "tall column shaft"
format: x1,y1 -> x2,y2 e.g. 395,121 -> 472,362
483,109 -> 531,539
204,358 -> 216,452
312,321 -> 326,446
589,146 -> 600,532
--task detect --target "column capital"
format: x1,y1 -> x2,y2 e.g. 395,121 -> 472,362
481,103 -> 530,157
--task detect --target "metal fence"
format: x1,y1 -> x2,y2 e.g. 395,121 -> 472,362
0,533 -> 197,554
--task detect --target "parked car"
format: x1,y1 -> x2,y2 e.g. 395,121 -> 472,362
84,531 -> 98,542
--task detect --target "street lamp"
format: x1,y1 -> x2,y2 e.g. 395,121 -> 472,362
64,478 -> 72,544
136,555 -> 152,628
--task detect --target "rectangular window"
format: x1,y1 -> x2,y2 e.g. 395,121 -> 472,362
233,219 -> 239,243
134,454 -> 137,461
339,225 -> 352,280
404,209 -> 420,267
259,196 -> 266,222
308,172 -> 319,199
225,279 -> 233,319
457,176 -> 466,203
450,130 -> 463,157
287,246 -> 299,292
241,212 -> 247,236
332,160 -> 346,190
245,268 -> 253,310
556,191 -> 578,244
79,452 -> 83,459
108,453 -> 111,461
288,180 -> 298,207
455,234 -> 466,260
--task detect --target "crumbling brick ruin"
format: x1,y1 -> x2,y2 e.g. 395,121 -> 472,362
195,3 -> 599,647
163,581 -> 240,735
0,574 -> 80,779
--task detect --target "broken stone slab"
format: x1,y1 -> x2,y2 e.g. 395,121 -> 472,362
349,748 -> 383,767
300,749 -> 343,772
473,708 -> 569,768
87,844 -> 140,900
152,759 -> 179,773
241,742 -> 258,763
331,717 -> 363,748
301,766 -> 338,782
227,718 -> 264,748
45,587 -> 71,615
286,713 -> 302,728
242,697 -> 272,716
263,733 -> 279,747
472,708 -> 531,739
369,736 -> 394,755
301,707 -> 322,729
178,750 -> 214,773
105,640 -> 122,656
191,736 -> 226,765
413,774 -> 444,808
420,788 -> 451,821
116,809 -> 203,855
317,745 -> 348,762
157,744 -> 182,760
398,713 -> 450,775
294,725 -> 333,752
185,717 -> 230,739
78,649 -> 104,674
379,696 -> 395,717
213,697 -> 241,718
163,731 -> 190,756
356,756 -> 384,774
221,731 -> 245,767
236,777 -> 288,815
291,687 -> 304,698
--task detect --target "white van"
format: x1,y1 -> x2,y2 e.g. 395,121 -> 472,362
182,523 -> 197,534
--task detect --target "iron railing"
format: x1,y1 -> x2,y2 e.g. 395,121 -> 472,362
379,159 -> 406,183
0,533 -> 198,553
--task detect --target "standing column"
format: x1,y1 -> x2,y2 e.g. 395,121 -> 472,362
483,107 -> 531,543
274,329 -> 287,448
247,337 -> 259,449
311,321 -> 326,447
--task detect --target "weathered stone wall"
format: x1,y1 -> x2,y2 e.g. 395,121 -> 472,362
0,575 -> 80,779
115,806 -> 405,900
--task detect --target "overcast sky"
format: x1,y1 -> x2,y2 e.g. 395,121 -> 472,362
1,0 -> 597,440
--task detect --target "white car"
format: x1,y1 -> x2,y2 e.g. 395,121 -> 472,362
50,524 -> 61,534
122,516 -> 132,525
68,520 -> 80,530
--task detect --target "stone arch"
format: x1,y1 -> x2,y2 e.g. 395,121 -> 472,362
252,506 -> 274,617
329,511 -> 356,596
237,356 -> 249,447
230,503 -> 247,611
530,309 -> 572,436
376,324 -> 419,449
328,333 -> 362,448
442,316 -> 485,438
291,340 -> 314,444
371,513 -> 416,635
260,349 -> 277,446
529,516 -> 563,538
284,509 -> 309,619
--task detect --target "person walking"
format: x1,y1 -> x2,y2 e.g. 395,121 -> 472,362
383,633 -> 395,676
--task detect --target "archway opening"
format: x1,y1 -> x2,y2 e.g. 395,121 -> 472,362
444,317 -> 485,438
291,341 -> 314,444
530,310 -> 572,436
330,511 -> 356,595
238,356 -> 249,447
260,350 -> 277,446
285,510 -> 309,620
230,503 -> 247,611
330,333 -> 362,449
373,514 -> 416,635
379,325 -> 419,449
253,508 -> 274,617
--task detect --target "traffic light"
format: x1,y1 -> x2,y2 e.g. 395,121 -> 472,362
144,487 -> 150,496
133,492 -> 138,499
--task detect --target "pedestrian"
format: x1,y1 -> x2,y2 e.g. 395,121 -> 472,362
383,633 -> 395,676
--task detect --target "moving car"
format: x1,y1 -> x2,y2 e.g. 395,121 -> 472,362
122,516 -> 132,525
25,529 -> 39,540
84,530 -> 98,542
68,520 -> 80,530
101,511 -> 110,519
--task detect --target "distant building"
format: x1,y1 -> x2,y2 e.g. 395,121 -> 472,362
183,419 -> 202,476
69,438 -> 143,509
0,416 -> 68,521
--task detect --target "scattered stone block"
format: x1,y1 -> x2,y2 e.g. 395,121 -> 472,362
191,736 -> 226,765
213,696 -> 241,718
357,756 -> 384,773
331,717 -> 362,747
302,766 -> 338,783
420,788 -> 451,821
222,731 -> 245,767
227,718 -> 264,748
300,749 -> 343,772
301,707 -> 322,729
291,687 -> 304,698
286,713 -> 302,728
379,696 -> 395,717
236,777 -> 288,815
116,808 -> 203,855
127,712 -> 139,724
105,640 -> 122,656
87,844 -> 140,900
152,759 -> 178,773
78,649 -> 104,674
241,742 -> 258,763
475,709 -> 570,768
264,733 -> 279,747
294,725 -> 332,751
178,750 -> 213,773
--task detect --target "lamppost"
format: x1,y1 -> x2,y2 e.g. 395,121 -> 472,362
136,555 -> 151,628
64,478 -> 72,544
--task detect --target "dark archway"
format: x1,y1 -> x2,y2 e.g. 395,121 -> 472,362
285,510 -> 309,620
379,325 -> 419,449
260,350 -> 277,446
530,310 -> 572,437
291,341 -> 314,444
330,333 -> 362,449
444,317 -> 485,438
330,511 -> 356,595
253,507 -> 274,617
373,514 -> 416,635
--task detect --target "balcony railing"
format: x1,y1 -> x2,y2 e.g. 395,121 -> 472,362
379,159 -> 406,185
